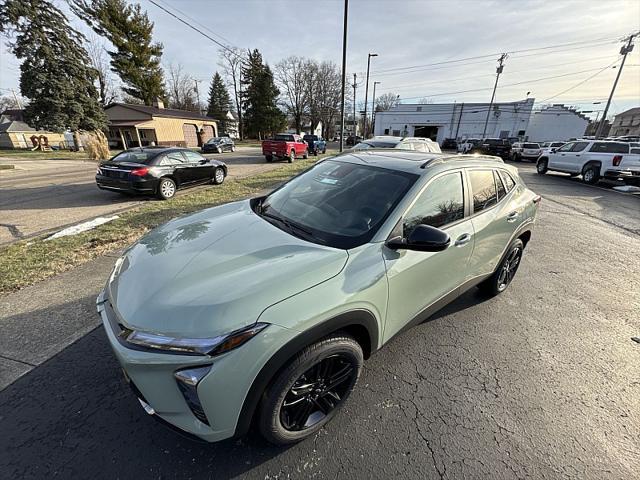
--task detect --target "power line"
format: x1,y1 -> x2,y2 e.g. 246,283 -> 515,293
146,0 -> 241,58
539,59 -> 621,102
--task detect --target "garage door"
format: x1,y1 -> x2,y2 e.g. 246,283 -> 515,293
182,123 -> 198,147
202,125 -> 215,142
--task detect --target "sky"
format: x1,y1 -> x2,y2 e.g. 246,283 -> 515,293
1,0 -> 639,121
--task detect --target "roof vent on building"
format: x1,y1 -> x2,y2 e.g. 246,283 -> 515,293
153,98 -> 165,109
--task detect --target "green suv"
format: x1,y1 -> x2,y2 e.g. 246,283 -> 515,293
98,151 -> 540,445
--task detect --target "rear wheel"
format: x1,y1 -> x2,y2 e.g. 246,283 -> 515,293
288,149 -> 295,163
582,165 -> 600,185
478,238 -> 524,296
258,333 -> 363,445
536,158 -> 548,175
157,177 -> 176,200
303,149 -> 308,159
211,166 -> 225,185
265,155 -> 273,163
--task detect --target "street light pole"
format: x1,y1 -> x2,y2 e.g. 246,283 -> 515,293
339,0 -> 349,152
352,73 -> 357,137
595,33 -> 636,138
481,53 -> 507,139
371,81 -> 380,136
363,52 -> 377,139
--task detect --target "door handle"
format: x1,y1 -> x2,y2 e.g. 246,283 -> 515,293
454,233 -> 472,246
575,154 -> 580,157
507,211 -> 519,222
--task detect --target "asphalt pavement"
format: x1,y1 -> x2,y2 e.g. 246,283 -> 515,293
0,147 -> 272,245
0,163 -> 639,479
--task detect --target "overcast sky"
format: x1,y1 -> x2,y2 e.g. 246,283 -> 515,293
1,0 -> 639,120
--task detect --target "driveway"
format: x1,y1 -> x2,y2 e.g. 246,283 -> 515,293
0,162 -> 638,479
0,147 -> 271,245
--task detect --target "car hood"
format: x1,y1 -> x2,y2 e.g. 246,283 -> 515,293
107,200 -> 348,337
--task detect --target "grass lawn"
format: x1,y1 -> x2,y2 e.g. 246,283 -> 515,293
0,149 -> 122,161
0,157 -> 323,295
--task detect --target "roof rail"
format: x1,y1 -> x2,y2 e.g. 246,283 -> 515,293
420,154 -> 504,169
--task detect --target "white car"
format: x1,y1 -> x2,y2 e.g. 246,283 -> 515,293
539,142 -> 565,156
536,140 -> 640,184
511,143 -> 542,162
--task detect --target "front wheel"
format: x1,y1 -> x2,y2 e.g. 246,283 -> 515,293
258,333 -> 363,445
536,158 -> 548,175
478,238 -> 524,296
582,165 -> 600,185
303,149 -> 308,159
216,147 -> 222,154
211,166 -> 225,185
157,177 -> 176,200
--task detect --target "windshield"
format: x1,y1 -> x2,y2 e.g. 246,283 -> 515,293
109,150 -> 158,164
257,160 -> 418,249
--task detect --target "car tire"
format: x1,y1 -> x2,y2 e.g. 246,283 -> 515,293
157,177 -> 176,200
582,165 -> 600,185
512,153 -> 520,162
478,238 -> 524,297
216,147 -> 222,154
303,149 -> 308,159
314,150 -> 319,156
288,149 -> 295,163
536,158 -> 548,175
266,155 -> 273,163
231,145 -> 236,152
211,167 -> 225,185
258,333 -> 363,445
322,148 -> 326,154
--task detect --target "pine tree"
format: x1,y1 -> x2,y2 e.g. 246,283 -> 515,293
70,0 -> 165,105
241,49 -> 285,139
0,0 -> 107,133
207,73 -> 232,134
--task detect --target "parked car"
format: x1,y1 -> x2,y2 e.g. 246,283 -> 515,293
457,138 -> 481,153
98,150 -> 539,445
352,136 -> 441,153
540,142 -> 565,155
202,137 -> 235,154
471,138 -> 512,159
441,138 -> 458,150
96,147 -> 227,200
262,134 -> 309,162
303,134 -> 327,155
536,140 -> 640,185
345,135 -> 362,146
511,142 -> 542,162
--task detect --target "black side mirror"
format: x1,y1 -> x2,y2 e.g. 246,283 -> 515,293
386,224 -> 451,252
199,159 -> 208,164
550,148 -> 556,153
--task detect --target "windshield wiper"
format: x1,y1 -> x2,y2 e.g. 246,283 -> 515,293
259,205 -> 324,243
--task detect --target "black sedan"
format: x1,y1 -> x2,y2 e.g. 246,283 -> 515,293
202,137 -> 235,153
96,147 -> 227,200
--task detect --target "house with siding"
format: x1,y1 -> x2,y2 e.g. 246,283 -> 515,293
610,107 -> 640,137
0,110 -> 66,149
104,100 -> 218,149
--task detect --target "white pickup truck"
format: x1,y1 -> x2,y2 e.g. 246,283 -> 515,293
536,140 -> 640,185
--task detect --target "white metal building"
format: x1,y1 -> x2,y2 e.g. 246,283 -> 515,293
373,98 -> 535,143
525,104 -> 589,142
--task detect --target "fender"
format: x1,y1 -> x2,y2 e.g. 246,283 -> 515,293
233,309 -> 379,437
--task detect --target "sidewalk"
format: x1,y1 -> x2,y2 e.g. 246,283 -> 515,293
0,250 -> 121,389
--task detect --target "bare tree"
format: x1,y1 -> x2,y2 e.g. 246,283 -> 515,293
85,33 -> 118,105
165,63 -> 198,111
0,95 -> 22,112
305,60 -> 345,139
274,56 -> 309,134
375,92 -> 401,112
219,46 -> 245,139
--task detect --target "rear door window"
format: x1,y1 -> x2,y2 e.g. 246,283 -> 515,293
588,142 -> 629,154
468,170 -> 498,213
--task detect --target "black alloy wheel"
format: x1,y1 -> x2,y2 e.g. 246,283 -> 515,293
496,246 -> 522,292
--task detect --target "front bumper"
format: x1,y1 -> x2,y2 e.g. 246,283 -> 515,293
97,291 -> 297,442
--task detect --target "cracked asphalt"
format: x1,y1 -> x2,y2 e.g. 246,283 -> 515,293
0,163 -> 638,479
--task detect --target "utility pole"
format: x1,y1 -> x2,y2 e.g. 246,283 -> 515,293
596,33 -> 636,138
363,52 -> 378,139
454,103 -> 465,140
481,53 -> 507,139
193,80 -> 202,113
339,0 -> 349,152
352,73 -> 357,136
371,81 -> 380,135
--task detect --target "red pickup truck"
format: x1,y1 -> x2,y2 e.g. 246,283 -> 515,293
262,134 -> 309,163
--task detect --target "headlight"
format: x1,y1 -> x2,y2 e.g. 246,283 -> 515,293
120,322 -> 269,356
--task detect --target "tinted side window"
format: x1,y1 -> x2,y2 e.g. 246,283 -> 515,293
495,170 -> 506,200
403,172 -> 465,234
500,171 -> 516,192
162,152 -> 185,165
588,142 -> 629,154
469,170 -> 497,213
570,142 -> 589,152
183,151 -> 204,162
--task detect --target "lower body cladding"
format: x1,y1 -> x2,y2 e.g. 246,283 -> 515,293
98,301 -> 298,442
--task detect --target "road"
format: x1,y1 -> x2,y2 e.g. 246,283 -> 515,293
0,147 -> 274,245
0,163 -> 639,479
